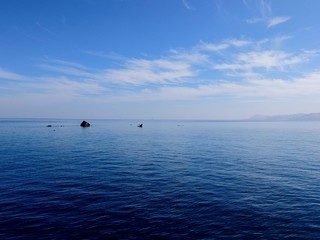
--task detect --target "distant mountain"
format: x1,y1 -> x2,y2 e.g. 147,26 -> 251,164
248,113 -> 320,121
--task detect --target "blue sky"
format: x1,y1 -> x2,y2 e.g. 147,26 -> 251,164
1,0 -> 320,119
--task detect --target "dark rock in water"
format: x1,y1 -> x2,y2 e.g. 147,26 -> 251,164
137,124 -> 143,128
46,125 -> 52,127
80,121 -> 90,127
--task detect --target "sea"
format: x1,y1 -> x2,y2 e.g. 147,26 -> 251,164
1,119 -> 320,240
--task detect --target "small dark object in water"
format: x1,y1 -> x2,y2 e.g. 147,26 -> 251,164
46,125 -> 52,127
80,121 -> 90,127
138,124 -> 143,128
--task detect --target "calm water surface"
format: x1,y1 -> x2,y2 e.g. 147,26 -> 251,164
1,119 -> 320,239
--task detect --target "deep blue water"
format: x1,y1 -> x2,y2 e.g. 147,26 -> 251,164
1,119 -> 320,239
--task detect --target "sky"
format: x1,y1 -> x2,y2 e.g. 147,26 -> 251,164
1,0 -> 320,120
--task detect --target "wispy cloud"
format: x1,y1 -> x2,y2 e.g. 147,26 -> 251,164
197,43 -> 229,52
267,16 -> 291,28
227,39 -> 252,47
213,50 -> 314,71
246,17 -> 264,24
270,35 -> 292,49
40,51 -> 208,86
258,0 -> 272,18
246,16 -> 291,28
245,0 -> 291,28
101,58 -> 196,85
45,77 -> 106,96
197,39 -> 251,52
0,69 -> 29,81
41,59 -> 89,70
39,63 -> 96,79
182,0 -> 195,10
110,70 -> 320,102
1,36 -> 319,104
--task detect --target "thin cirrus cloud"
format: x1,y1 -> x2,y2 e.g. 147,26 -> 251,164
100,58 -> 197,85
213,50 -> 315,71
246,16 -> 291,28
197,39 -> 251,52
0,68 -> 30,81
39,51 -> 208,86
244,0 -> 291,28
37,76 -> 106,96
267,16 -> 291,28
104,71 -> 320,103
182,0 -> 195,10
1,36 -> 319,101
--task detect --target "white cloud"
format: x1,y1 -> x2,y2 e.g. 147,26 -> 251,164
227,39 -> 252,47
40,50 -> 209,86
169,50 -> 208,63
107,70 -> 320,103
1,37 -> 319,107
0,68 -> 29,81
245,0 -> 291,28
4,69 -> 320,105
237,51 -> 298,69
101,58 -> 195,85
197,39 -> 251,53
246,16 -> 291,28
267,16 -> 291,28
214,50 -> 315,71
197,42 -> 230,52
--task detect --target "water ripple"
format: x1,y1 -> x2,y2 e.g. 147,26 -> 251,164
1,120 -> 320,239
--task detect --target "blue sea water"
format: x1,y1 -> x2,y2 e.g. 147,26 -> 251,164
1,119 -> 320,239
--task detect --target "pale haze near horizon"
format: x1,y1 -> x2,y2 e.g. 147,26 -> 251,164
1,0 -> 320,120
